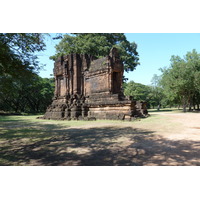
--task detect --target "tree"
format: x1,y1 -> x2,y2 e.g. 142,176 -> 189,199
0,33 -> 46,78
50,33 -> 140,72
124,81 -> 150,101
160,49 -> 200,112
0,74 -> 54,113
149,74 -> 165,110
0,33 -> 57,113
22,76 -> 55,113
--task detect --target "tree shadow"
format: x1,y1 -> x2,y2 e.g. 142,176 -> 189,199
1,120 -> 200,166
148,109 -> 173,113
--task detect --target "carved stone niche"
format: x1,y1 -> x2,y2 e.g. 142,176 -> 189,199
43,48 -> 148,120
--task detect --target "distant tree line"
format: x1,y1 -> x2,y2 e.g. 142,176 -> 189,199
0,74 -> 54,113
123,75 -> 164,110
124,49 -> 200,112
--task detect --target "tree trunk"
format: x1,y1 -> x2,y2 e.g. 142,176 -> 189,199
183,104 -> 187,112
182,96 -> 188,112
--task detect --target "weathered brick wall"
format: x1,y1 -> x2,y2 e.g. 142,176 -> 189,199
85,72 -> 110,95
43,48 -> 148,120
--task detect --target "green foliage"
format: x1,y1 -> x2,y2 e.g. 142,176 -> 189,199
124,81 -> 151,101
160,49 -> 200,111
124,78 -> 165,109
0,33 -> 52,113
0,33 -> 46,78
50,33 -> 139,72
0,74 -> 54,113
149,74 -> 165,110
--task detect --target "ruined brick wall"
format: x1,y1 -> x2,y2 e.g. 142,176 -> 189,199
84,48 -> 124,96
43,48 -> 148,120
53,48 -> 124,98
53,53 -> 91,98
85,72 -> 110,95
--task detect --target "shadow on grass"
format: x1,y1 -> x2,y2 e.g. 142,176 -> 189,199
1,116 -> 200,166
0,121 -> 153,165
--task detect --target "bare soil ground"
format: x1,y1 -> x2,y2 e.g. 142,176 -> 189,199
1,111 -> 200,166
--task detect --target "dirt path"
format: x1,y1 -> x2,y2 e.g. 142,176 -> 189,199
55,112 -> 200,166
151,112 -> 200,140
119,112 -> 200,166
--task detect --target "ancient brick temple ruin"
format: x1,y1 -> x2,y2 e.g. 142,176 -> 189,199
43,48 -> 148,120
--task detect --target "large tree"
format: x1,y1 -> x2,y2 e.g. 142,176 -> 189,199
0,33 -> 46,78
50,33 -> 140,72
0,33 -> 52,113
160,49 -> 200,112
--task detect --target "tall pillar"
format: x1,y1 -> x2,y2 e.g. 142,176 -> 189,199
73,54 -> 78,94
54,77 -> 58,97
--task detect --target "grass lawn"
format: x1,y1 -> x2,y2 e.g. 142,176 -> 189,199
1,112 -> 200,166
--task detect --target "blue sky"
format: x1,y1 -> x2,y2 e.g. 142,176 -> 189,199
38,33 -> 200,85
